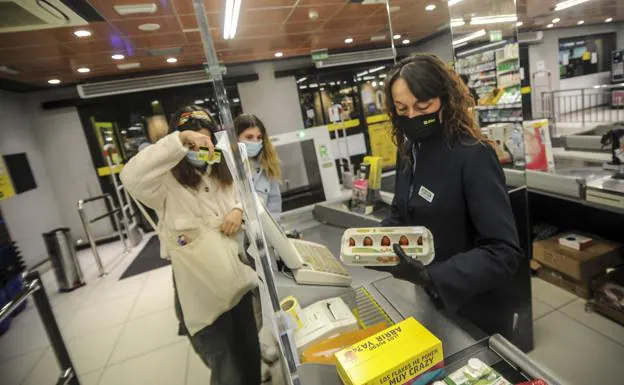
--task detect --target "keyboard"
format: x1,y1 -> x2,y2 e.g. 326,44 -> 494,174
292,241 -> 352,287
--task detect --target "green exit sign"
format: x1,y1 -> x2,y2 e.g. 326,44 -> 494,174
489,30 -> 503,42
311,49 -> 329,62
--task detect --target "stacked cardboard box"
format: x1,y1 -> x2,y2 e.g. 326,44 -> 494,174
532,235 -> 623,299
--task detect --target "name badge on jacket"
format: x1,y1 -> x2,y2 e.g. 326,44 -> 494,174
418,186 -> 435,203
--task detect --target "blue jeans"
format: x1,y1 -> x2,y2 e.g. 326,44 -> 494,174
174,281 -> 261,385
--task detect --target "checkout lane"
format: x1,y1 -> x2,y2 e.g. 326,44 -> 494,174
269,210 -> 564,385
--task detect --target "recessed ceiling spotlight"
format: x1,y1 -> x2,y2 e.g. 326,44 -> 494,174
166,57 -> 177,63
402,39 -> 410,44
425,4 -> 436,11
274,52 -> 284,57
308,10 -> 319,20
73,30 -> 91,38
393,34 -> 401,40
111,54 -> 125,60
547,23 -> 554,28
77,67 -> 90,73
344,37 -> 354,43
48,79 -> 61,85
516,21 -> 523,27
138,23 -> 161,31
605,18 -> 613,23
552,18 -> 561,23
577,20 -> 584,25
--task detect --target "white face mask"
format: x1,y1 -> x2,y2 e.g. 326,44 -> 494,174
243,141 -> 263,158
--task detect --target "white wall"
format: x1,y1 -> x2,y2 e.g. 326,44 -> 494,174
0,91 -> 63,267
27,103 -> 112,241
404,31 -> 454,62
529,22 -> 624,92
237,63 -> 310,190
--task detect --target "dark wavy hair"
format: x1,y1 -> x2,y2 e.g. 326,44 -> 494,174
234,113 -> 282,181
384,53 -> 493,162
168,105 -> 232,188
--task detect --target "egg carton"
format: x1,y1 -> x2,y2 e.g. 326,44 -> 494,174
340,227 -> 435,267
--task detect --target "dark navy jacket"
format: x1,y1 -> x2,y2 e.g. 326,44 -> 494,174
383,131 -> 523,337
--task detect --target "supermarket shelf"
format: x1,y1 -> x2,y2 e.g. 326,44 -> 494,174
482,117 -> 523,123
472,82 -> 497,88
497,68 -> 520,76
462,65 -> 496,74
475,103 -> 522,110
496,57 -> 519,65
500,82 -> 521,88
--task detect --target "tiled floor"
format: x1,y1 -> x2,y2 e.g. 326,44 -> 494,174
1,233 -> 624,384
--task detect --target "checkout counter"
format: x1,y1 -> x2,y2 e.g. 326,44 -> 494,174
263,205 -> 563,385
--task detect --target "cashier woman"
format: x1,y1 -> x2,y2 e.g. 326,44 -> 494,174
381,54 -> 523,338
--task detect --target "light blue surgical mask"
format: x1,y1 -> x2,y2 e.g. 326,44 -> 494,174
186,150 -> 206,168
244,141 -> 263,158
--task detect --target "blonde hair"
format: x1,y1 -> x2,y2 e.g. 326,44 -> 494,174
234,114 -> 282,181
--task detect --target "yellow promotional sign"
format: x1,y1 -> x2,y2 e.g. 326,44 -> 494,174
0,155 -> 16,200
367,120 -> 397,168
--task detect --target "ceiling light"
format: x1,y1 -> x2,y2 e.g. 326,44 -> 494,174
552,18 -> 561,23
77,67 -> 90,73
450,19 -> 465,27
194,99 -> 205,105
309,83 -> 318,88
368,66 -> 385,74
516,21 -> 523,27
547,23 -> 554,28
345,37 -> 354,43
138,23 -> 160,31
320,87 -> 325,91
605,18 -> 613,23
452,29 -> 486,45
393,34 -> 401,40
117,62 -> 141,70
372,81 -> 377,87
48,79 -> 61,85
274,52 -> 284,58
296,77 -> 307,83
111,54 -> 125,60
470,15 -> 517,25
357,70 -> 369,77
425,4 -> 436,11
114,3 -> 157,15
402,39 -> 410,44
554,0 -> 589,11
73,30 -> 91,38
223,0 -> 242,39
577,20 -> 584,25
448,0 -> 464,6
166,57 -> 177,63
380,81 -> 384,86
299,85 -> 308,90
457,40 -> 507,57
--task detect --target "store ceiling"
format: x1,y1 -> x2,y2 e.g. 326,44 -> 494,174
0,0 -> 621,90
0,0 -> 449,89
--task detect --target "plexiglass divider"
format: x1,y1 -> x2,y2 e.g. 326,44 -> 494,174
191,1 -> 300,383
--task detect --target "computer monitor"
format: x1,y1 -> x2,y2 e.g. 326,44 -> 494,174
257,197 -> 303,270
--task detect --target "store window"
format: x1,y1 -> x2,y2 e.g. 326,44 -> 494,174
558,33 -> 616,79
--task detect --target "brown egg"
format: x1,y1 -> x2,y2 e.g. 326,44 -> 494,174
399,235 -> 409,246
417,236 -> 423,246
363,236 -> 373,246
381,236 -> 391,246
349,237 -> 356,247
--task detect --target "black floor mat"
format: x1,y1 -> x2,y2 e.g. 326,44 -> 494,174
119,236 -> 170,280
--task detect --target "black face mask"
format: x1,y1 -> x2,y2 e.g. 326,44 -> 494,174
397,110 -> 443,143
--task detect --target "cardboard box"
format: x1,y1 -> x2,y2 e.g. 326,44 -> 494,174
335,317 -> 444,385
537,266 -> 592,299
533,236 -> 623,281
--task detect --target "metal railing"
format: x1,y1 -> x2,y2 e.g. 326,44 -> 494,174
0,271 -> 81,385
537,84 -> 624,134
77,194 -> 127,276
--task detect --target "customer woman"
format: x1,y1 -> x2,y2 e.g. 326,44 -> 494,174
121,105 -> 260,385
380,54 -> 523,339
234,113 -> 282,217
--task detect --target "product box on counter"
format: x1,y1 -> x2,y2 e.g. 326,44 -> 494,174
535,263 -> 592,299
533,235 -> 623,282
335,317 -> 444,385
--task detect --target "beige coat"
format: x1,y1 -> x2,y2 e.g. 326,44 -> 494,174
120,131 -> 257,335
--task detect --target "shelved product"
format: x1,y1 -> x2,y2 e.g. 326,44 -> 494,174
456,51 -> 497,99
